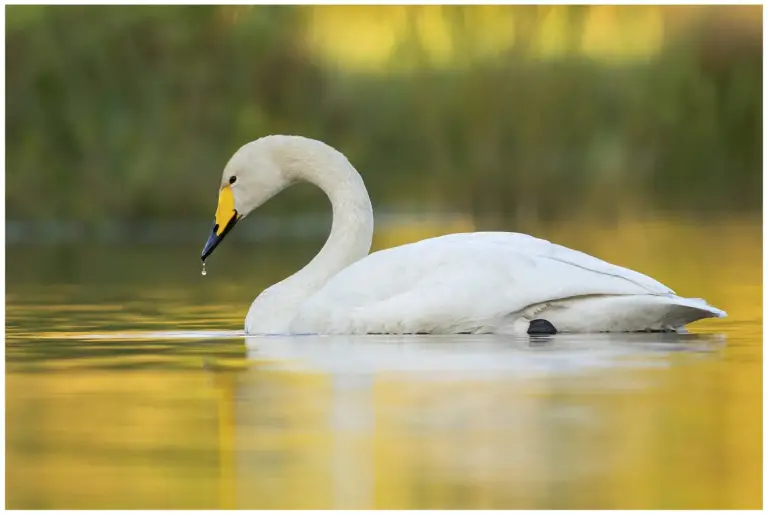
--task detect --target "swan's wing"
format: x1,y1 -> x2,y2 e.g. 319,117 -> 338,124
423,232 -> 675,295
292,232 -> 676,334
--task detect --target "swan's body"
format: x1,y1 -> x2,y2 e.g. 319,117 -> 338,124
201,135 -> 725,336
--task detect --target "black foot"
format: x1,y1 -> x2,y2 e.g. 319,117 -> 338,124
528,319 -> 557,335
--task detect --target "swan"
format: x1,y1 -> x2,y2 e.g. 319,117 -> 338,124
201,135 -> 726,336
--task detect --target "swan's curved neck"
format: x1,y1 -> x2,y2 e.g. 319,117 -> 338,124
251,145 -> 373,330
289,154 -> 374,291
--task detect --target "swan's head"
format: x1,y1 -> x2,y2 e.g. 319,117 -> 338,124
201,137 -> 293,261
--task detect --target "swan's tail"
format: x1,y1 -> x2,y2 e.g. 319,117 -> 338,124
529,294 -> 726,334
660,296 -> 726,331
673,297 -> 727,318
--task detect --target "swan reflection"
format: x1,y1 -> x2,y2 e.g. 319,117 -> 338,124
206,333 -> 726,509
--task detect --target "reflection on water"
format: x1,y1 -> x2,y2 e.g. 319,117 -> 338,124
5,217 -> 762,509
244,333 -> 726,376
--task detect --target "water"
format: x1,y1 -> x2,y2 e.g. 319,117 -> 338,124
5,217 -> 762,509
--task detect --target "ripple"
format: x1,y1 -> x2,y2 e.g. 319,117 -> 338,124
26,329 -> 246,341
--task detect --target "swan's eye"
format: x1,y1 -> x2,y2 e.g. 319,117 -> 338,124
229,176 -> 237,185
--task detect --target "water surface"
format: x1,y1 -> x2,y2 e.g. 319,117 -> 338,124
6,217 -> 762,509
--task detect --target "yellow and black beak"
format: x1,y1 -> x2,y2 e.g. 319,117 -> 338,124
202,186 -> 241,261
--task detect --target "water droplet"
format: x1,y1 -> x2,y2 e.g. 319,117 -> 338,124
201,261 -> 207,276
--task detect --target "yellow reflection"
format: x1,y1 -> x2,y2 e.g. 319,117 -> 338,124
373,214 -> 476,250
214,374 -> 236,509
6,371 -> 223,509
5,216 -> 761,509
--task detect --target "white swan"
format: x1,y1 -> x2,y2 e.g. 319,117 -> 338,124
201,135 -> 726,336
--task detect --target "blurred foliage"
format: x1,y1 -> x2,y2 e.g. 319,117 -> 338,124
6,5 -> 762,225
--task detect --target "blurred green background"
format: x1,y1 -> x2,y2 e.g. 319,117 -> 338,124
6,5 -> 762,232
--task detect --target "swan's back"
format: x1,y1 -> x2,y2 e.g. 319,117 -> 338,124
289,232 -> 688,334
413,232 -> 674,294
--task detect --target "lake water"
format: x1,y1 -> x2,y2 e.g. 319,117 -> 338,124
5,216 -> 762,509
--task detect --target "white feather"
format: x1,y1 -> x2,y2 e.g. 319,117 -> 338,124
289,232 -> 724,335
210,135 -> 726,336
